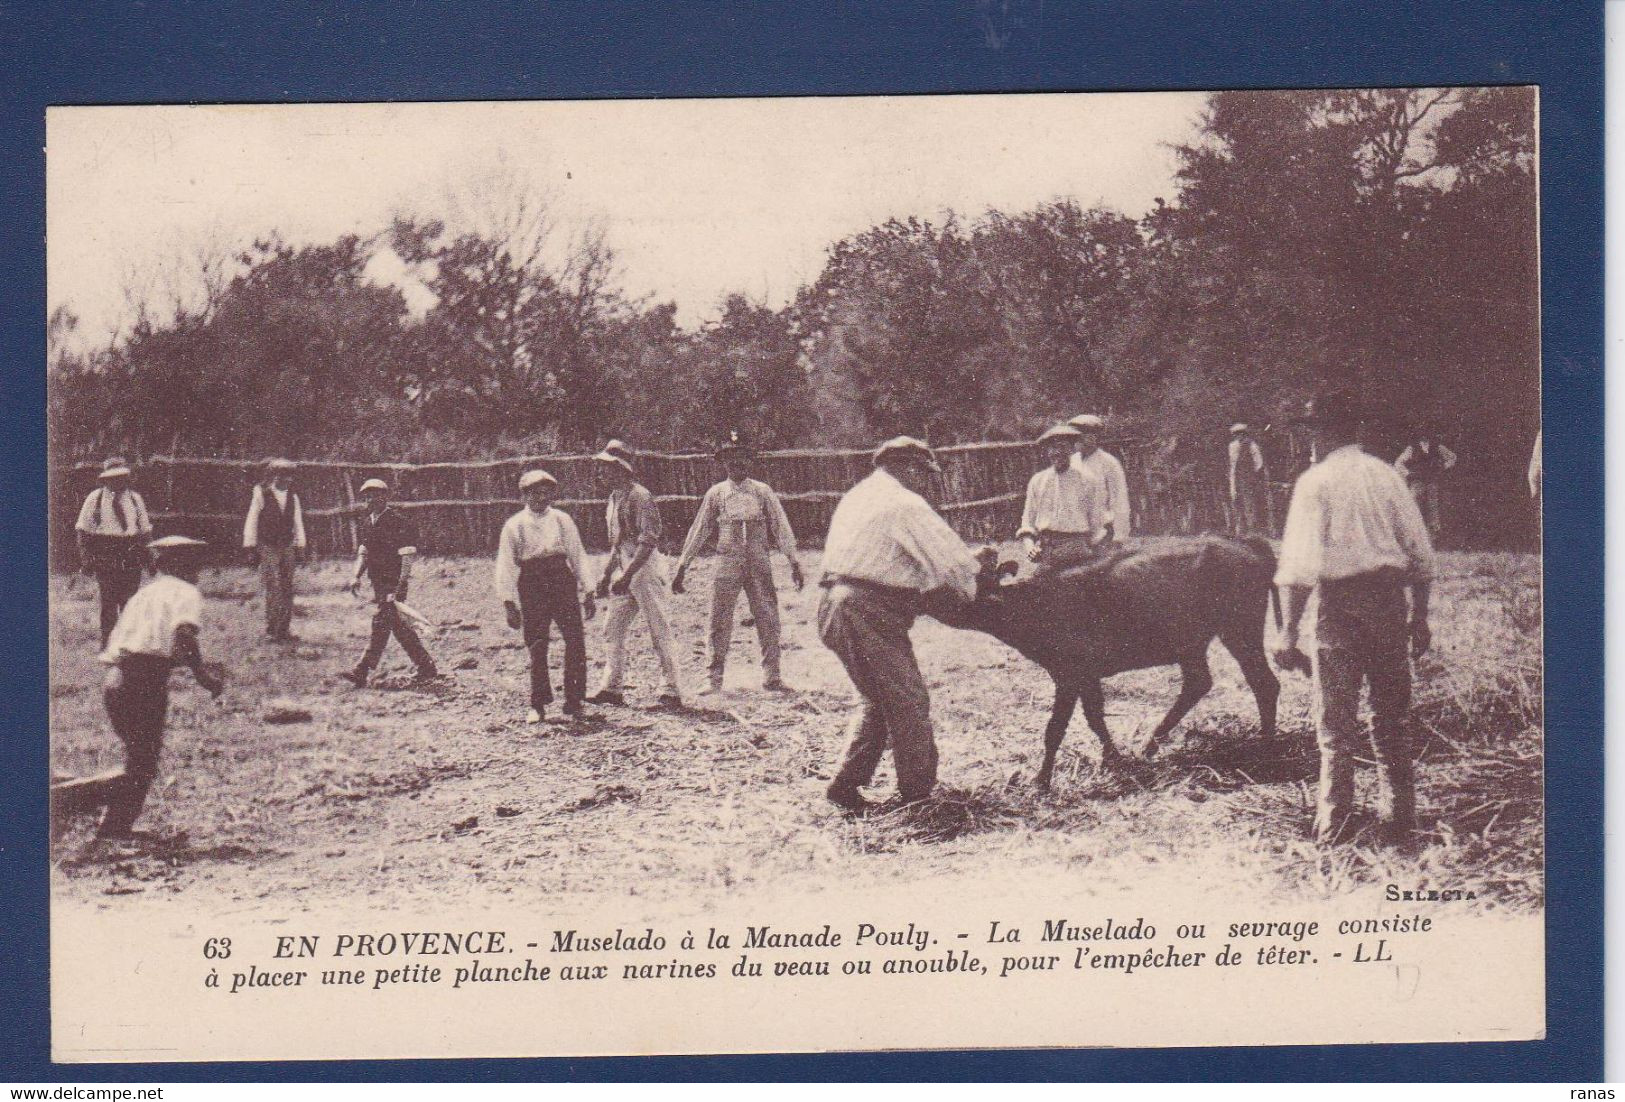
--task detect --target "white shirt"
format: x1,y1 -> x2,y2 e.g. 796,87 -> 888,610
100,573 -> 203,664
1018,464 -> 1111,540
820,468 -> 978,600
676,478 -> 799,567
242,484 -> 307,549
493,506 -> 588,604
1228,438 -> 1265,498
75,486 -> 152,538
1274,444 -> 1436,588
1072,448 -> 1131,541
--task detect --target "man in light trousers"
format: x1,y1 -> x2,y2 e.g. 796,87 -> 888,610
589,442 -> 684,708
1274,390 -> 1435,848
672,431 -> 804,693
243,457 -> 306,640
819,436 -> 980,814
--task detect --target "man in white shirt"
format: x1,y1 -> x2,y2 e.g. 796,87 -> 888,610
819,437 -> 980,813
1274,390 -> 1435,847
1394,434 -> 1458,541
1068,414 -> 1131,543
672,432 -> 805,693
1227,423 -> 1270,536
589,442 -> 685,708
1019,423 -> 1112,569
60,536 -> 225,843
494,469 -> 596,723
74,458 -> 154,645
243,457 -> 307,641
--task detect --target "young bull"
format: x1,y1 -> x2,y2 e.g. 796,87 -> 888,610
932,537 -> 1280,789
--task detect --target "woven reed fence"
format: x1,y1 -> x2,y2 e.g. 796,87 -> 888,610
52,441 -> 1271,568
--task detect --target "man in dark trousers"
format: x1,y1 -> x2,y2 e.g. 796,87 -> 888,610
74,457 -> 153,645
1274,390 -> 1435,848
340,478 -> 440,687
242,457 -> 306,640
52,535 -> 225,846
494,469 -> 596,723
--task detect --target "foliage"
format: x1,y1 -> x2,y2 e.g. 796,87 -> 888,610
49,88 -> 1539,546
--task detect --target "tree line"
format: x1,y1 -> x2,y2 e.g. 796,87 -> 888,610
50,88 -> 1537,544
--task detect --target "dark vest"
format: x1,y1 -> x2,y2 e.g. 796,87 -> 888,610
256,487 -> 298,547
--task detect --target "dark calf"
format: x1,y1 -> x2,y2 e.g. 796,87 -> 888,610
939,538 -> 1279,789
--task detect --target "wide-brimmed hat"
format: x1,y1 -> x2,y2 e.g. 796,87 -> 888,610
98,456 -> 132,480
97,466 -> 132,481
601,439 -> 635,462
872,436 -> 942,473
265,457 -> 298,472
1068,414 -> 1105,432
593,451 -> 635,475
358,478 -> 391,494
518,469 -> 558,492
1037,424 -> 1083,445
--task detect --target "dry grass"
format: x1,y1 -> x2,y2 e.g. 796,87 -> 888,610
48,546 -> 1542,916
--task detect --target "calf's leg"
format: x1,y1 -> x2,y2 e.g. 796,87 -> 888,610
1078,678 -> 1125,770
1034,679 -> 1079,790
1147,652 -> 1214,753
1222,631 -> 1279,740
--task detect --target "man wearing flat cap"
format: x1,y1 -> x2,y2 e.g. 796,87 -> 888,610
818,436 -> 980,813
589,442 -> 685,708
54,535 -> 225,844
341,478 -> 440,687
243,458 -> 307,641
1068,414 -> 1131,546
1227,423 -> 1270,537
1019,424 -> 1112,571
75,457 -> 154,646
494,469 -> 596,723
1274,389 -> 1435,848
672,431 -> 804,693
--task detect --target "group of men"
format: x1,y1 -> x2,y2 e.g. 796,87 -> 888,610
67,393 -> 1447,849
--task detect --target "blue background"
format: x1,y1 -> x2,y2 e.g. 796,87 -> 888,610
0,0 -> 1603,1082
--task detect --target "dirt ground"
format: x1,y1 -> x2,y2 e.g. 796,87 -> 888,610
49,543 -> 1543,918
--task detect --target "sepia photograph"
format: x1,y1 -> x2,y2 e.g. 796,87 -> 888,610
44,88 -> 1544,1061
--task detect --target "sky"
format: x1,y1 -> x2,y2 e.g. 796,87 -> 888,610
47,92 -> 1207,344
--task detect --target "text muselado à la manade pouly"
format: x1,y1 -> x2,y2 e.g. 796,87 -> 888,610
217,912 -> 1443,993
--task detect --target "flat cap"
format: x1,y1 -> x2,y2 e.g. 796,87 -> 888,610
872,435 -> 942,473
1229,423 -> 1250,435
518,469 -> 558,491
1068,413 -> 1106,431
1037,423 -> 1083,444
148,535 -> 207,551
358,478 -> 391,493
97,465 -> 132,480
601,439 -> 635,462
266,457 -> 298,471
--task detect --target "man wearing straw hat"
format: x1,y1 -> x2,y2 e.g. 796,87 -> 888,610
1018,423 -> 1112,571
588,442 -> 685,708
818,436 -> 980,814
671,430 -> 804,693
74,457 -> 154,646
53,535 -> 225,845
340,478 -> 440,687
242,457 -> 307,641
1227,423 -> 1270,537
1068,414 -> 1131,545
495,468 -> 596,723
1273,389 -> 1434,848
